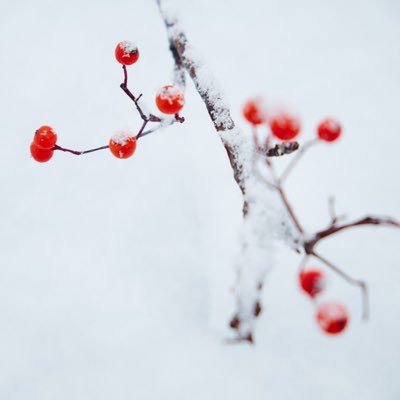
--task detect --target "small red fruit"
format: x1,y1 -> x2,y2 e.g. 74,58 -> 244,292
115,41 -> 139,65
299,268 -> 325,298
316,303 -> 349,335
270,113 -> 301,141
155,85 -> 185,115
242,98 -> 266,125
317,118 -> 342,142
33,125 -> 57,149
109,131 -> 137,159
30,142 -> 54,162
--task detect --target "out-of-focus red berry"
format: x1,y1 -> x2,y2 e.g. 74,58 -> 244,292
30,142 -> 54,162
316,303 -> 349,335
242,98 -> 266,125
33,125 -> 57,149
115,41 -> 139,65
299,268 -> 325,298
155,85 -> 185,115
270,113 -> 301,141
317,118 -> 342,142
109,131 -> 137,159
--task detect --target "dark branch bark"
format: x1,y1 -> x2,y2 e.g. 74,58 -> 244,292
264,142 -> 299,157
156,1 -> 247,196
304,215 -> 400,254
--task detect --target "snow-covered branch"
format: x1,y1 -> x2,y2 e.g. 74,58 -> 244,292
156,0 -> 300,342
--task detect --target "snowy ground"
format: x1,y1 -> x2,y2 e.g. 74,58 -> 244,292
0,0 -> 399,398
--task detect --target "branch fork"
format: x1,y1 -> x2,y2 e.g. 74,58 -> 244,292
53,64 -> 184,156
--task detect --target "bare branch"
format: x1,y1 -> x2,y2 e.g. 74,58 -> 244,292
260,151 -> 304,235
120,65 -> 162,123
53,144 -> 109,156
308,215 -> 400,250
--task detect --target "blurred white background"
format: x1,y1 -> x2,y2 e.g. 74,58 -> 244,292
0,0 -> 399,398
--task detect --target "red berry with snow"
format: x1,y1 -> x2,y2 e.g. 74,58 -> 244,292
155,85 -> 185,115
317,118 -> 342,142
270,113 -> 301,141
316,303 -> 349,335
33,125 -> 57,149
115,41 -> 139,66
242,98 -> 266,125
109,131 -> 137,159
30,142 -> 54,162
299,268 -> 325,298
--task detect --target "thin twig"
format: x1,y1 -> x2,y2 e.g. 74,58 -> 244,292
262,152 -> 304,234
312,215 -> 400,245
277,186 -> 304,234
136,120 -> 149,140
120,65 -> 161,123
327,196 -> 347,226
312,252 -> 369,320
53,144 -> 109,155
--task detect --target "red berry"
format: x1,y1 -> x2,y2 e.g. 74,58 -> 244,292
109,131 -> 137,159
33,125 -> 57,149
115,41 -> 139,65
299,268 -> 325,298
316,303 -> 349,335
270,113 -> 301,141
30,142 -> 54,162
317,118 -> 342,142
155,85 -> 185,115
242,98 -> 266,125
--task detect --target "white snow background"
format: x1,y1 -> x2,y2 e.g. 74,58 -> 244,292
0,0 -> 399,398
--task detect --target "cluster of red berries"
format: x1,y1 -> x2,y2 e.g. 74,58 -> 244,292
299,268 -> 349,335
30,126 -> 58,162
242,98 -> 342,142
30,41 -> 185,163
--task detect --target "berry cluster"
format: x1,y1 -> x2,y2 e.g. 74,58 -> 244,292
299,268 -> 349,335
30,40 -> 185,163
242,98 -> 342,143
30,126 -> 57,162
238,97 -> 354,338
